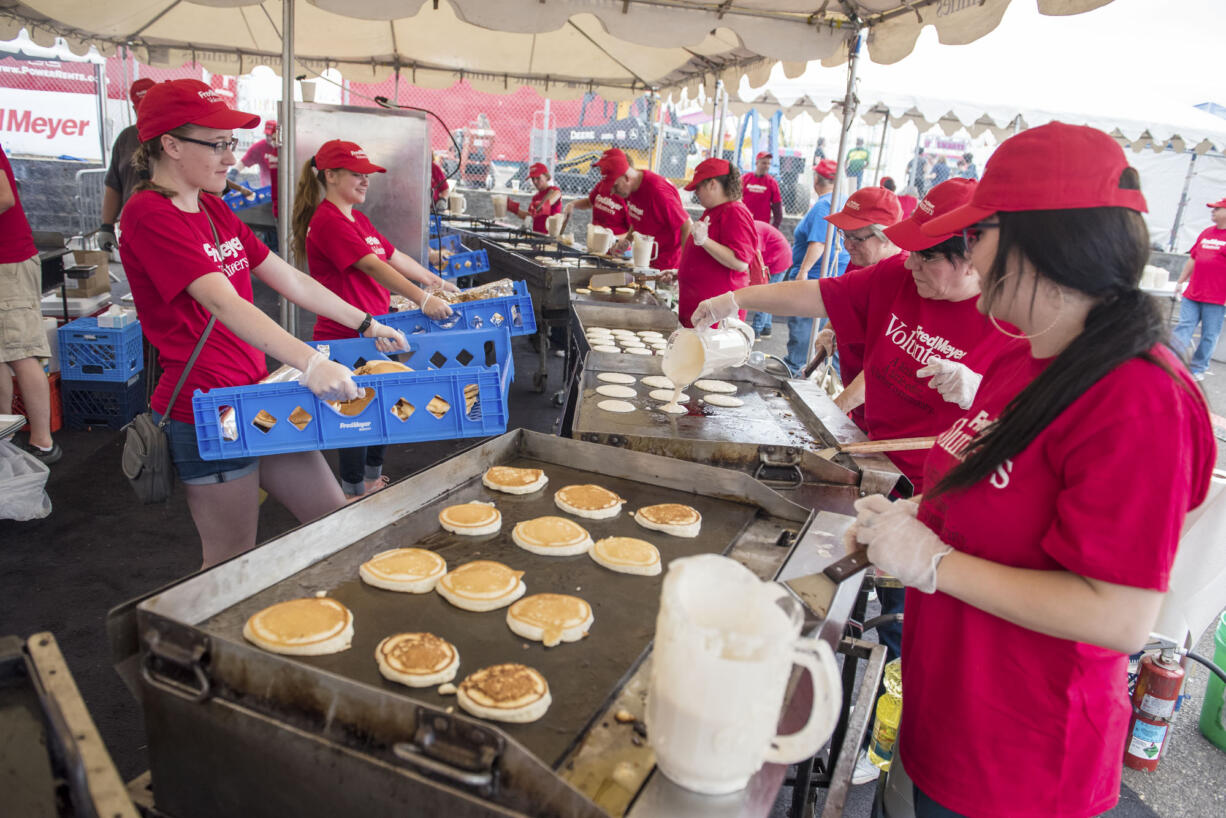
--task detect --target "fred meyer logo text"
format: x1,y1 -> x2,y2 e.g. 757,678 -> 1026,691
1,109 -> 91,139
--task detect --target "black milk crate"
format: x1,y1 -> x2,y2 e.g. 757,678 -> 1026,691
62,372 -> 147,430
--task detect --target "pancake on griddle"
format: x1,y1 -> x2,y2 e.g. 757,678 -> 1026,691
482,465 -> 548,495
633,503 -> 702,537
375,632 -> 459,688
439,501 -> 501,535
243,597 -> 354,656
456,663 -> 551,723
506,594 -> 594,647
590,536 -> 662,575
511,516 -> 593,556
437,560 -> 526,611
359,548 -> 447,593
554,484 -> 625,519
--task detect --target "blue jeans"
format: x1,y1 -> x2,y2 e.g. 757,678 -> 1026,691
749,270 -> 787,334
1172,297 -> 1226,375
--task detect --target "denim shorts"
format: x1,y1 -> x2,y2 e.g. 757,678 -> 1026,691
153,412 -> 259,485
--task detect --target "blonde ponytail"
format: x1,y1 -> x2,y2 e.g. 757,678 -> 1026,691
290,157 -> 326,263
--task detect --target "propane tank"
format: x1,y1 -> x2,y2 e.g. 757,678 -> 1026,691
1124,649 -> 1185,772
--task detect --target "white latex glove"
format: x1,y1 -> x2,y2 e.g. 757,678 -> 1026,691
843,495 -> 915,554
691,219 -> 710,247
853,495 -> 951,594
916,357 -> 982,410
96,224 -> 118,252
690,290 -> 739,329
364,319 -> 409,353
299,351 -> 360,402
420,293 -> 454,322
440,279 -> 462,294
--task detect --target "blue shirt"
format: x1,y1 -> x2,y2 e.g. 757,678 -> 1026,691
790,193 -> 849,278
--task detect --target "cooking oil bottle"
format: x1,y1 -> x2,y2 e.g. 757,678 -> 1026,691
867,658 -> 902,771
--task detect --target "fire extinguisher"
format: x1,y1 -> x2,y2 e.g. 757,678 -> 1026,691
1124,648 -> 1185,772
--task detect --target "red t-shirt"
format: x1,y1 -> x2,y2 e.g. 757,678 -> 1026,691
589,182 -> 630,234
1184,225 -> 1226,305
526,186 -> 562,233
819,254 -> 1000,491
903,344 -> 1214,818
741,173 -> 782,223
119,192 -> 272,423
0,146 -> 36,264
240,139 -> 275,187
756,221 -> 791,276
626,170 -> 689,271
431,162 -> 448,204
307,200 -> 395,341
678,200 -> 757,329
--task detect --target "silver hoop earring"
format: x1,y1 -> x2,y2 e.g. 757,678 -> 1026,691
985,272 -> 1064,341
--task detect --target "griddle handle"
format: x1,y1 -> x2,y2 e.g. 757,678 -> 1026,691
140,631 -> 211,703
753,460 -> 803,489
393,743 -> 495,791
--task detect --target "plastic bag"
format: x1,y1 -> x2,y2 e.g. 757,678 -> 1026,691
0,440 -> 52,520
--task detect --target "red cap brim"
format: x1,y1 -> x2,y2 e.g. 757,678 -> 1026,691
920,202 -> 997,237
884,218 -> 947,252
826,210 -> 873,231
194,108 -> 262,133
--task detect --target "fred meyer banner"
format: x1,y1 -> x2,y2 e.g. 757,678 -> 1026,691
0,57 -> 103,160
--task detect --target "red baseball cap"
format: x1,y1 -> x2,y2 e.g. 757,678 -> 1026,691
883,178 -> 977,251
756,151 -> 772,160
137,79 -> 259,143
684,157 -> 731,191
922,122 -> 1148,236
129,78 -> 155,108
314,140 -> 386,174
1207,198 -> 1226,209
814,159 -> 837,180
528,162 -> 550,179
827,186 -> 903,230
264,119 -> 278,135
597,150 -> 631,182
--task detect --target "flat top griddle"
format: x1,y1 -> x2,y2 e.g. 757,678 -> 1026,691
198,456 -> 759,769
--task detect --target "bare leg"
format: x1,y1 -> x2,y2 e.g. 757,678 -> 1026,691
9,357 -> 52,448
0,363 -> 13,416
259,450 -> 347,523
184,471 -> 262,569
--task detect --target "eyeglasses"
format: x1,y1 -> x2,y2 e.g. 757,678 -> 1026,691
838,228 -> 877,245
962,221 -> 999,250
175,135 -> 239,154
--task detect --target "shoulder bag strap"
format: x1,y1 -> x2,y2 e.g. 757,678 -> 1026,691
157,202 -> 225,430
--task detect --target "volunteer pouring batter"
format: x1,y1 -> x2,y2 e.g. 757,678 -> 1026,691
119,79 -> 407,569
677,158 -> 760,328
506,162 -> 562,233
852,123 -> 1215,818
291,139 -> 456,498
599,151 -> 692,271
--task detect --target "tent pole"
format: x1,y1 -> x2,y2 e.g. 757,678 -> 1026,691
714,80 -> 728,160
1168,150 -> 1198,252
94,61 -> 109,167
278,0 -> 297,333
872,110 -> 889,185
650,92 -> 666,173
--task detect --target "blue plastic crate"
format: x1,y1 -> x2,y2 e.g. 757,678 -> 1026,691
435,248 -> 491,280
379,280 -> 536,338
62,373 -> 146,430
57,316 -> 144,382
429,234 -> 463,253
429,214 -> 444,237
191,327 -> 514,461
222,184 -> 272,212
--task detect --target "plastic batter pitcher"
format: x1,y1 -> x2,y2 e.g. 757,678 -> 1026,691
661,317 -> 756,389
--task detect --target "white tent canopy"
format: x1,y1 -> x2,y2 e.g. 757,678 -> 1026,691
1,0 -> 1118,100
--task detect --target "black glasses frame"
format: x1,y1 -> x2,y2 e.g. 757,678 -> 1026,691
175,135 -> 240,154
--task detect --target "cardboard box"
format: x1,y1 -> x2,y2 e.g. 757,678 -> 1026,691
62,250 -> 110,298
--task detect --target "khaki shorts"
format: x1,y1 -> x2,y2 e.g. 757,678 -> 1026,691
0,254 -> 49,363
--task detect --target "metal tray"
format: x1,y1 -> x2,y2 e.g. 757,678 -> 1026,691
570,354 -> 909,512
116,430 -> 815,818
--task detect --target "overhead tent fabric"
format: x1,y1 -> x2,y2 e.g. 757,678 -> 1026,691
2,0 -> 1119,100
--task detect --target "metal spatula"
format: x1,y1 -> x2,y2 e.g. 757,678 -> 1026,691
816,435 -> 937,461
783,550 -> 872,620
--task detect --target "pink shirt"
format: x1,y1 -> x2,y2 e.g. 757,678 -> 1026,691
1184,225 -> 1226,305
625,170 -> 689,271
0,146 -> 36,264
119,192 -> 271,423
740,172 -> 781,223
306,200 -> 395,341
588,181 -> 630,234
756,221 -> 791,275
240,139 -> 276,187
904,344 -> 1214,817
819,254 -> 1001,491
678,200 -> 757,328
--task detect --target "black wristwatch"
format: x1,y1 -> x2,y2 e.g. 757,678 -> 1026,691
356,312 -> 374,335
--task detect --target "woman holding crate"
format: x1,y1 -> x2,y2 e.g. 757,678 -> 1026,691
291,139 -> 457,497
119,79 -> 408,568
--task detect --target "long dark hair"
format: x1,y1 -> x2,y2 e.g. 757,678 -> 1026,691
932,173 -> 1172,496
290,157 -> 328,263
